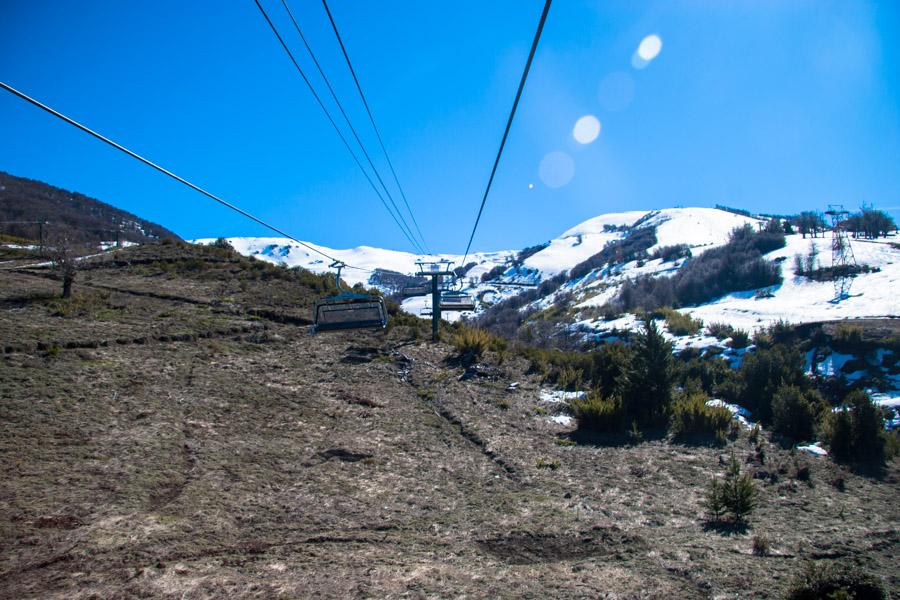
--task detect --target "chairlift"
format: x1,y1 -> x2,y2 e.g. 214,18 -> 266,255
439,291 -> 476,311
401,283 -> 430,298
311,261 -> 388,333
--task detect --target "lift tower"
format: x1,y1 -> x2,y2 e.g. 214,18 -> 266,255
824,205 -> 857,302
415,259 -> 453,341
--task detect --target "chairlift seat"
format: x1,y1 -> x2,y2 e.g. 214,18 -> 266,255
401,284 -> 430,298
439,292 -> 475,311
312,293 -> 388,333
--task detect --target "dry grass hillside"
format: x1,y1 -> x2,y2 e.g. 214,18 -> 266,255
1,243 -> 897,599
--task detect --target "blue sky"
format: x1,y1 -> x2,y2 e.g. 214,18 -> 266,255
2,0 -> 898,253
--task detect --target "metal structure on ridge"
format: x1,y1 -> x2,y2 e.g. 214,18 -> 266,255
824,204 -> 857,302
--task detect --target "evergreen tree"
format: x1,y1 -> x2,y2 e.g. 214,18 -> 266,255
624,317 -> 674,427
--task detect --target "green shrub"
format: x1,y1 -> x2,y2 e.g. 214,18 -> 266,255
451,326 -> 504,365
772,385 -> 824,441
628,420 -> 643,444
728,329 -> 750,349
833,323 -> 864,350
557,365 -> 584,391
591,342 -> 634,397
536,458 -> 561,470
706,321 -> 735,340
824,390 -> 887,465
785,562 -> 887,600
737,343 -> 806,423
705,454 -> 758,524
571,392 -> 625,433
662,309 -> 703,336
670,391 -> 732,441
751,534 -> 770,556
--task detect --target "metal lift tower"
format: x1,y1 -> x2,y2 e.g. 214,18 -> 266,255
415,259 -> 453,341
824,205 -> 857,302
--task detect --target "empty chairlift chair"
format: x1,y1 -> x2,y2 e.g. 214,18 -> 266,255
311,261 -> 388,333
401,283 -> 430,298
439,291 -> 475,311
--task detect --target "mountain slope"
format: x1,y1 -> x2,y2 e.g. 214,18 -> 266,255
208,207 -> 899,333
0,171 -> 180,245
1,242 -> 897,598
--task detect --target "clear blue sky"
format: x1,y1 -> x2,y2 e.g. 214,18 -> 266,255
2,0 -> 899,253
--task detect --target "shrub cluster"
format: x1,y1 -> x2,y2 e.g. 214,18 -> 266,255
706,321 -> 735,340
653,308 -> 703,336
570,392 -> 624,433
650,243 -> 691,262
771,385 -> 825,441
786,562 -> 887,600
569,226 -> 657,281
608,224 -> 785,313
451,325 -> 506,365
669,391 -> 732,441
824,390 -> 889,464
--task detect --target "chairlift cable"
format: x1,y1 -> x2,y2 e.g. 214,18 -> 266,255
320,0 -> 431,255
460,0 -> 552,267
0,80 -> 374,273
253,0 -> 424,255
280,0 -> 427,255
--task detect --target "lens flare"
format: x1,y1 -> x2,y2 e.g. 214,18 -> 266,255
539,151 -> 575,188
632,34 -> 662,69
572,115 -> 601,144
638,34 -> 662,60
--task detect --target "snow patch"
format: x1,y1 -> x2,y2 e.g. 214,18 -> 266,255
707,399 -> 755,428
796,442 -> 828,457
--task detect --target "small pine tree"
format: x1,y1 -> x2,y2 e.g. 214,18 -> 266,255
723,455 -> 758,522
705,454 -> 758,524
704,477 -> 727,521
624,316 -> 674,427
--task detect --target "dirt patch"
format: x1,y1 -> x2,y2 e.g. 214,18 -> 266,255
478,527 -> 644,564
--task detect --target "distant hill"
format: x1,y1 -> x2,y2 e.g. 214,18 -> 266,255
0,171 -> 180,245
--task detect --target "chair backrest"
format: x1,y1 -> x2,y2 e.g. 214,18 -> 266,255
402,285 -> 429,298
312,295 -> 388,333
439,293 -> 475,311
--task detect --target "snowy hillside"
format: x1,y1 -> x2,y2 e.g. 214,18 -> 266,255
196,206 -> 899,329
191,236 -> 514,289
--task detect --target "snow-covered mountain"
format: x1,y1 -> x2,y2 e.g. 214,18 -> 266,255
196,206 -> 900,330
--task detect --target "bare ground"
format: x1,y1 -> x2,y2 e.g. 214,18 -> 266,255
1,248 -> 897,598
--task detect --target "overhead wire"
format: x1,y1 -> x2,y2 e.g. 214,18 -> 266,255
320,0 -> 430,255
0,80 -> 374,273
460,0 -> 552,267
253,0 -> 425,255
280,0 -> 429,255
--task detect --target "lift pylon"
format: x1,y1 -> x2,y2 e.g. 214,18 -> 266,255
415,259 -> 453,341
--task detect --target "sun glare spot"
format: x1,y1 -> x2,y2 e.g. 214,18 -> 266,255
539,151 -> 575,188
572,115 -> 601,144
528,183 -> 535,190
632,34 -> 662,69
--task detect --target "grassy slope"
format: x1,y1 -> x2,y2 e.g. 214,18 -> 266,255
0,243 -> 897,599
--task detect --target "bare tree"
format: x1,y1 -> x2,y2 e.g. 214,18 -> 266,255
49,235 -> 79,298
